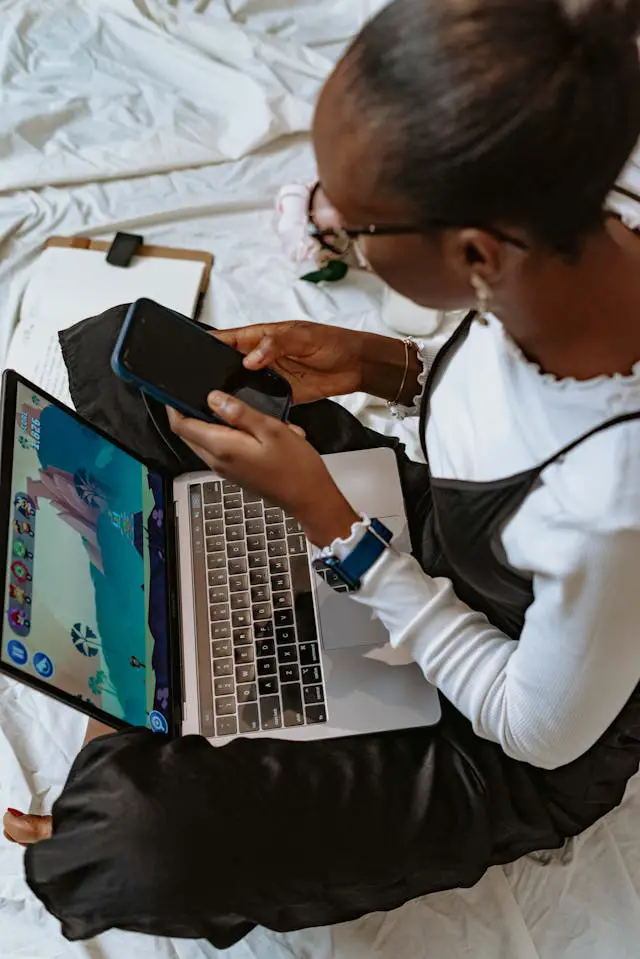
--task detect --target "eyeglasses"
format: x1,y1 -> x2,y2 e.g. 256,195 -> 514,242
306,180 -> 529,256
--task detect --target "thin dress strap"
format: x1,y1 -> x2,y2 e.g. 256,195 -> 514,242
533,410 -> 640,475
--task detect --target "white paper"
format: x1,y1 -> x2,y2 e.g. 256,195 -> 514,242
4,246 -> 206,406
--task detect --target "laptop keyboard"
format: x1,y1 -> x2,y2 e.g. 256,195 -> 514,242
188,480 -> 328,738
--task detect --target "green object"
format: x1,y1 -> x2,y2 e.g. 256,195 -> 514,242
300,260 -> 349,284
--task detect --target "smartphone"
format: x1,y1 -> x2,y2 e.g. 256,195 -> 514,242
111,299 -> 292,423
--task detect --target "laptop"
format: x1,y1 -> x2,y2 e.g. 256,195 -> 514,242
0,371 -> 441,742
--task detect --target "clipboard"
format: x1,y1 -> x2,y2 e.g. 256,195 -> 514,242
45,236 -> 214,315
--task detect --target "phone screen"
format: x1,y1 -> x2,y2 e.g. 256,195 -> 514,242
120,301 -> 291,420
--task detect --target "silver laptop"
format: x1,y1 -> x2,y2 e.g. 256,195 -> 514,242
0,372 -> 441,742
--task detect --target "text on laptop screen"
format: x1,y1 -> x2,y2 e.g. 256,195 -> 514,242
0,383 -> 172,733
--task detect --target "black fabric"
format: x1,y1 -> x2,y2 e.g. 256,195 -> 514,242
23,305 -> 640,947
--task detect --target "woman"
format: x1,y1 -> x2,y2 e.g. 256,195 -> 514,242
6,0 -> 640,946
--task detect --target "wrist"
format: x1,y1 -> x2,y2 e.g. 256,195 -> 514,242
358,332 -> 421,404
300,494 -> 360,548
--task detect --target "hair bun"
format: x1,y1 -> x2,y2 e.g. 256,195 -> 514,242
561,0 -> 640,46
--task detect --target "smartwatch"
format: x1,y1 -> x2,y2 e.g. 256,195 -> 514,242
312,518 -> 393,592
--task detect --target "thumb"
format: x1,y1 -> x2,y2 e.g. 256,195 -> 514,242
3,810 -> 52,845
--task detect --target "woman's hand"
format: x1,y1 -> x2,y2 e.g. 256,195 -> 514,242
168,391 -> 360,547
215,321 -> 418,406
215,321 -> 365,405
3,810 -> 51,846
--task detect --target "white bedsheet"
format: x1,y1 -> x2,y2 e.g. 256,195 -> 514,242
1,2 -> 640,957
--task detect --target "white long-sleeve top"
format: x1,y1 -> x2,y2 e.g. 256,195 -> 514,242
337,315 -> 640,770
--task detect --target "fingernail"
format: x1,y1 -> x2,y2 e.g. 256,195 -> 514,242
208,390 -> 229,411
7,809 -> 24,818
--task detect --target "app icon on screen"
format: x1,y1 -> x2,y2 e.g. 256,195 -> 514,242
33,652 -> 54,679
149,710 -> 168,734
6,639 -> 28,666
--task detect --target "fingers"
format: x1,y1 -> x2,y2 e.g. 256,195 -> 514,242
214,326 -> 278,370
288,423 -> 306,439
3,810 -> 52,845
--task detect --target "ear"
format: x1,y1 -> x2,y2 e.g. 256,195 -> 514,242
443,228 -> 514,288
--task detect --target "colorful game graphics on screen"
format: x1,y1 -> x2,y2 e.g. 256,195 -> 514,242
2,383 -> 172,733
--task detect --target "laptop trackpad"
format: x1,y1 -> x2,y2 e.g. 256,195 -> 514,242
315,580 -> 389,650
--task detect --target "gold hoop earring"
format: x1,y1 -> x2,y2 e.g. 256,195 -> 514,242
470,274 -> 492,326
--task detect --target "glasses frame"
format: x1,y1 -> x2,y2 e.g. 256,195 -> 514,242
306,180 -> 530,256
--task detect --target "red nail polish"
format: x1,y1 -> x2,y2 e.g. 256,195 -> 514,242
7,808 -> 24,818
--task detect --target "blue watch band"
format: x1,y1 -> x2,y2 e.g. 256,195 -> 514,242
313,518 -> 393,592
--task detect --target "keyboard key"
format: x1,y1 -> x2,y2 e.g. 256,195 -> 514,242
286,517 -> 303,534
266,523 -> 285,541
215,695 -> 237,716
252,603 -> 272,621
294,593 -> 316,639
265,507 -> 284,524
249,568 -> 269,586
229,573 -> 248,592
230,591 -> 250,610
227,541 -> 246,559
228,557 -> 247,575
255,637 -> 275,657
216,716 -> 238,737
271,573 -> 290,593
207,553 -> 226,570
282,684 -> 304,726
258,675 -> 279,696
289,554 -> 312,594
299,642 -> 320,666
303,684 -> 325,705
273,591 -> 293,610
280,663 -> 300,684
208,569 -> 227,587
206,536 -> 225,553
257,657 -> 277,676
254,621 -> 274,639
226,525 -> 245,542
269,558 -> 288,575
243,489 -> 262,503
276,626 -> 296,646
305,703 -> 327,724
209,586 -> 228,605
205,504 -> 223,521
213,658 -> 233,677
224,493 -> 242,510
301,664 -> 322,685
232,610 -> 250,629
225,509 -> 243,526
287,534 -> 307,556
275,609 -> 294,628
236,664 -> 255,684
244,503 -> 262,520
210,603 -> 230,623
247,534 -> 266,552
245,518 -> 265,535
233,627 -> 252,646
277,645 -> 297,664
205,519 -> 224,537
211,622 -> 231,640
222,480 -> 241,494
238,701 -> 260,732
237,682 -> 257,702
251,585 -> 269,603
214,676 -> 235,696
259,695 -> 282,730
203,481 -> 222,504
212,639 -> 232,658
267,541 -> 287,558
234,645 -> 254,664
248,551 -> 267,570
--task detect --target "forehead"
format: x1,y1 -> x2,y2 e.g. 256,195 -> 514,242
312,62 -> 409,224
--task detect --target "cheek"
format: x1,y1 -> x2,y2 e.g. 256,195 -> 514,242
361,236 -> 465,310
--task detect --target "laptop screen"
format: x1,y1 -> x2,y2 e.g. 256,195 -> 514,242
0,381 -> 173,734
